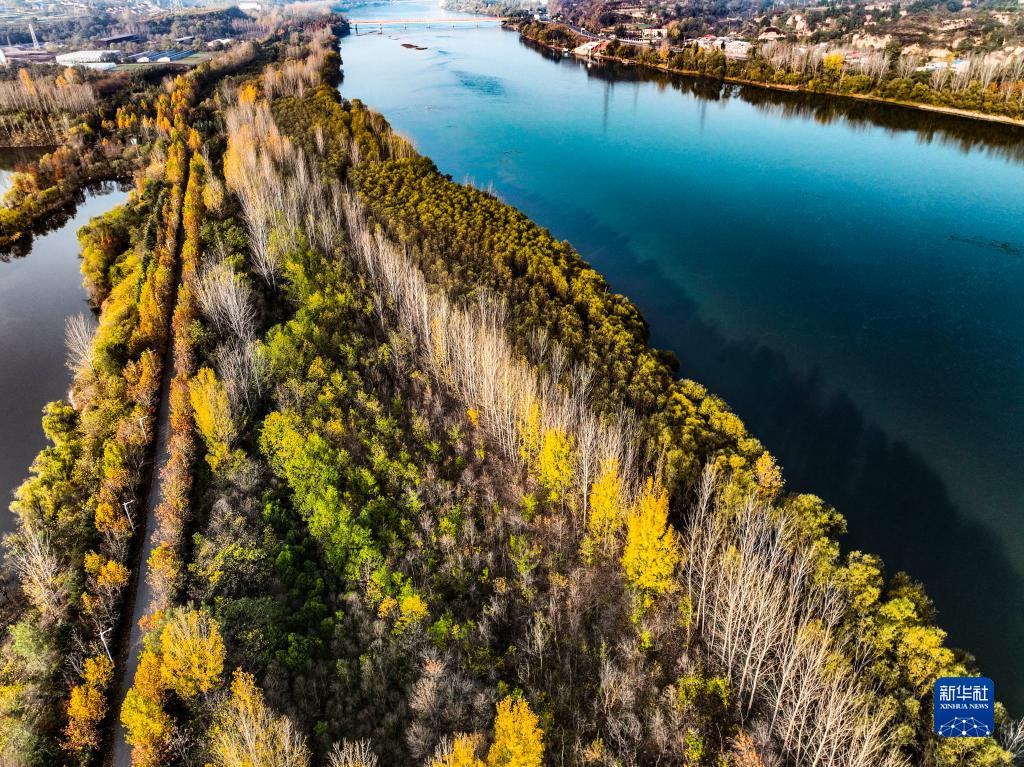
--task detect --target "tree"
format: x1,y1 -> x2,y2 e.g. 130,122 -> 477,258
65,655 -> 114,753
159,608 -> 225,700
195,259 -> 256,343
207,669 -> 310,767
10,524 -> 69,621
823,52 -> 845,79
431,735 -> 485,767
189,367 -> 236,470
328,740 -> 379,767
486,696 -> 544,767
64,313 -> 96,374
537,427 -> 575,502
121,649 -> 174,767
621,478 -> 679,596
587,457 -> 625,548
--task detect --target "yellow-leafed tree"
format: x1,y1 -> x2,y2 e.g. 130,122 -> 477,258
121,608 -> 226,766
431,734 -> 485,767
159,608 -> 225,700
537,427 -> 574,502
120,649 -> 174,767
189,367 -> 235,471
207,669 -> 310,767
587,458 -> 625,547
65,655 -> 114,753
486,696 -> 544,767
621,478 -> 679,595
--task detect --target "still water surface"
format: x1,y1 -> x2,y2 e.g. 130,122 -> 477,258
340,1 -> 1024,711
0,186 -> 128,537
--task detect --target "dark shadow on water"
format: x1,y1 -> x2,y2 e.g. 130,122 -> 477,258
0,179 -> 131,261
503,180 -> 1024,714
520,36 -> 1024,166
0,146 -> 51,171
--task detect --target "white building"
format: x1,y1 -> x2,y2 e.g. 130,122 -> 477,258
724,39 -> 752,58
573,40 -> 603,57
690,36 -> 752,58
55,49 -> 118,66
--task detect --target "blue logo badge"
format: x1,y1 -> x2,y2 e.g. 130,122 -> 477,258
934,677 -> 994,737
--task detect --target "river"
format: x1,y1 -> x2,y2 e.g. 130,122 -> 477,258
0,183 -> 128,537
338,1 -> 1024,712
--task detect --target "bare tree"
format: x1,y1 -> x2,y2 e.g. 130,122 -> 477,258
930,66 -> 951,91
215,339 -> 267,412
999,718 -> 1024,765
195,258 -> 257,343
0,73 -> 95,113
951,57 -> 975,92
208,672 -> 310,767
978,55 -> 1002,90
9,524 -> 68,622
327,740 -> 379,767
685,468 -> 907,767
895,53 -> 921,80
861,51 -> 889,81
64,312 -> 96,374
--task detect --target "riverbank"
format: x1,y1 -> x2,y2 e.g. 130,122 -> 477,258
0,187 -> 129,537
0,148 -> 140,254
510,21 -> 1024,129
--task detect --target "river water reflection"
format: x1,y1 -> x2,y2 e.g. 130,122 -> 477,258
0,186 -> 128,537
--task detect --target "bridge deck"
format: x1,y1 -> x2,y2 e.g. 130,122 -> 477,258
352,17 -> 505,24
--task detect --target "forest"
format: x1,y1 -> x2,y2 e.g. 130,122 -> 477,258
0,15 -> 1022,767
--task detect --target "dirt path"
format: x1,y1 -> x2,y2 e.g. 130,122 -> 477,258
107,338 -> 175,767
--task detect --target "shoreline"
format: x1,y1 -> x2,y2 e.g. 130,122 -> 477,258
511,24 -> 1024,130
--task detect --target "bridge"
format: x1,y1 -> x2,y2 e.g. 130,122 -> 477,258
351,16 -> 505,30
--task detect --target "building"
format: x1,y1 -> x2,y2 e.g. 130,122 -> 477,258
1,47 -> 55,64
572,40 -> 605,57
157,49 -> 193,63
135,49 -> 193,63
55,49 -> 119,66
98,33 -> 139,45
919,58 -> 968,72
724,39 -> 752,58
690,35 -> 752,59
